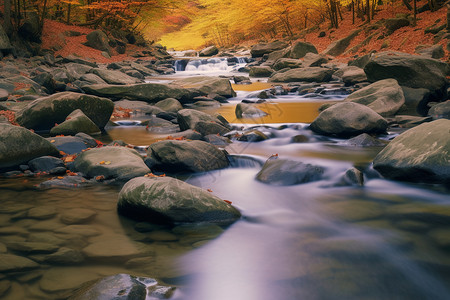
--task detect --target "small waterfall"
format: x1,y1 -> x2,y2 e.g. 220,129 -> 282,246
172,57 -> 248,73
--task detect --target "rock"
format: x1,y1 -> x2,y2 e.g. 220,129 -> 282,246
364,51 -> 450,95
416,44 -> 445,59
343,133 -> 387,147
27,207 -> 57,220
0,124 -> 59,170
85,30 -> 112,55
323,29 -> 361,56
0,254 -> 39,273
288,41 -> 318,59
54,225 -> 101,237
400,86 -> 431,116
147,140 -> 229,173
342,168 -> 364,186
428,100 -> 450,120
38,175 -> 93,189
15,92 -> 114,131
249,66 -> 274,77
344,79 -> 405,117
238,129 -> 269,142
83,83 -> 196,103
31,72 -> 56,93
203,134 -> 231,146
0,88 -> 9,101
173,76 -> 236,98
272,58 -> 302,71
50,109 -> 101,136
40,268 -> 100,293
60,208 -> 96,225
28,156 -> 66,174
199,45 -> 219,56
251,41 -> 288,57
0,24 -> 12,50
310,102 -> 388,137
337,66 -> 367,85
18,12 -> 41,42
43,247 -> 84,265
79,74 -> 107,85
91,68 -> 140,85
73,146 -> 150,182
256,158 -> 325,185
269,67 -> 334,83
373,119 -> 450,184
302,53 -> 329,67
46,136 -> 89,155
393,115 -> 432,128
143,116 -> 179,133
235,103 -> 268,118
177,109 -> 230,136
7,241 -> 59,254
384,18 -> 410,34
65,63 -> 93,79
81,234 -> 141,260
154,98 -> 183,113
118,176 -> 241,224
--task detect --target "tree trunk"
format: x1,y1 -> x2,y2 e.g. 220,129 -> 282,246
4,0 -> 12,35
366,0 -> 370,22
414,0 -> 417,25
67,3 -> 72,25
39,0 -> 48,35
403,0 -> 413,10
352,0 -> 355,24
447,3 -> 450,32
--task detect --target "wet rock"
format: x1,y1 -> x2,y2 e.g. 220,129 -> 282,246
177,109 -> 230,136
118,176 -> 241,224
148,140 -> 229,173
269,67 -> 334,83
91,68 -> 140,85
256,158 -> 325,186
38,175 -> 93,189
249,66 -> 274,77
15,92 -> 114,131
203,134 -> 231,146
335,66 -> 367,85
310,102 -> 388,137
291,134 -> 309,143
54,225 -> 101,237
344,79 -> 405,117
143,116 -> 179,133
82,234 -> 142,260
235,103 -> 268,118
364,51 -> 450,95
335,168 -> 364,187
43,247 -> 84,265
199,45 -> 219,56
72,146 -> 150,182
28,156 -> 66,174
319,199 -> 384,222
251,41 -> 288,57
27,206 -> 57,220
392,115 -> 432,128
0,123 -> 59,170
40,267 -> 100,294
173,76 -> 236,98
428,100 -> 450,120
386,203 -> 450,224
400,86 -> 431,116
0,280 -> 11,297
154,98 -> 183,113
83,83 -> 196,103
50,109 -> 101,136
373,119 -> 450,184
7,241 -> 59,254
238,129 -> 269,142
158,130 -> 203,141
60,208 -> 96,225
343,133 -> 387,147
46,136 -> 89,154
0,254 -> 39,273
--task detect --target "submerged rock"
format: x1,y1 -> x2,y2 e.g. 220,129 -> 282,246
310,102 -> 388,137
28,156 -> 66,174
373,119 -> 450,184
0,254 -> 39,273
256,158 -> 325,186
154,98 -> 183,113
118,176 -> 241,224
343,133 -> 388,147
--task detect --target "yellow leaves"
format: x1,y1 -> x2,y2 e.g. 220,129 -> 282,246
99,161 -> 111,165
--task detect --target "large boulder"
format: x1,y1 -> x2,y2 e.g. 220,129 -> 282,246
199,45 -> 219,57
384,18 -> 410,34
288,41 -> 318,59
364,51 -> 450,96
373,119 -> 450,184
177,109 -> 230,136
310,102 -> 388,137
0,123 -> 59,170
335,66 -> 367,85
147,140 -> 229,173
72,146 -> 150,182
84,30 -> 112,55
50,109 -> 101,136
251,41 -> 288,57
173,76 -> 236,98
91,68 -> 140,85
249,66 -> 274,77
344,79 -> 405,117
118,176 -> 241,224
154,98 -> 183,113
400,86 -> 431,116
256,158 -> 325,186
83,83 -> 197,103
15,92 -> 114,131
272,58 -> 303,71
416,44 -> 445,59
269,67 -> 334,83
0,24 -> 12,50
323,29 -> 361,57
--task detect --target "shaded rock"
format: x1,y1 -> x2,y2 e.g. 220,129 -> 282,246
323,29 -> 361,56
364,51 -> 450,94
0,24 -> 12,50
154,98 -> 183,113
269,67 -> 334,83
65,63 -> 93,80
55,225 -> 101,237
400,86 -> 431,116
177,109 -> 230,136
302,53 -> 329,67
310,102 -> 388,137
148,140 -> 229,173
27,207 -> 57,220
83,83 -> 196,103
82,234 -> 141,260
28,156 -> 66,174
143,116 -> 179,133
91,68 -> 140,85
44,247 -> 84,265
0,88 -> 9,101
79,74 -> 106,85
344,79 -> 405,117
50,109 -> 101,136
251,41 -> 288,57
428,100 -> 450,120
15,92 -> 114,131
272,58 -> 302,71
7,241 -> 58,254
336,66 -> 367,85
384,18 -> 410,34
199,45 -> 219,56
256,158 -> 325,186
393,115 -> 432,128
73,146 -> 150,182
249,66 -> 274,77
336,168 -> 364,187
85,30 -> 111,55
0,254 -> 39,273
46,136 -> 89,155
60,208 -> 96,225
288,41 -> 318,59
343,133 -> 387,147
40,268 -> 100,293
118,176 -> 241,224
416,44 -> 445,59
238,129 -> 269,142
0,124 -> 59,170
373,119 -> 450,184
173,76 -> 236,98
235,103 -> 268,118
203,134 -> 231,146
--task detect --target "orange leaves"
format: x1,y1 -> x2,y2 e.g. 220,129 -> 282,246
223,200 -> 232,204
144,173 -> 166,178
112,107 -> 132,119
63,155 -> 76,163
0,110 -> 18,126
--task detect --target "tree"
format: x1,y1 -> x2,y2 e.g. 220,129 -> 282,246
3,0 -> 12,35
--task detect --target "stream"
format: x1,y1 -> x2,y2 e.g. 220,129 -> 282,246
1,58 -> 450,299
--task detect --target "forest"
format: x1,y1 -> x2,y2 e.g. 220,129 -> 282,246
1,0 -> 447,50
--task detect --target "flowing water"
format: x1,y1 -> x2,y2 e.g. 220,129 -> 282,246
1,59 -> 450,299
